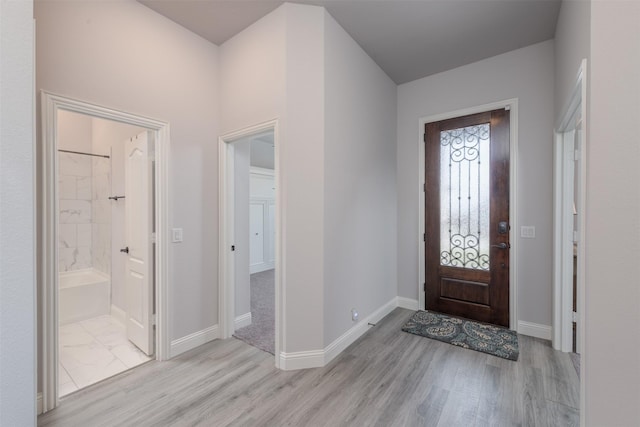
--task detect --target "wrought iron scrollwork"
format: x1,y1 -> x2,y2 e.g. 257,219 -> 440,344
440,124 -> 490,271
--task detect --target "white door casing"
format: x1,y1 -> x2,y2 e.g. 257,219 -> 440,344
125,131 -> 154,355
552,58 -> 587,426
41,91 -> 170,413
553,59 -> 587,358
218,119 -> 281,368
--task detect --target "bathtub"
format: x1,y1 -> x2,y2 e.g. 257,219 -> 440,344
59,269 -> 110,325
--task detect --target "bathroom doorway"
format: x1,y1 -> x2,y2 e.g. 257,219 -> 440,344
40,92 -> 171,412
56,110 -> 152,397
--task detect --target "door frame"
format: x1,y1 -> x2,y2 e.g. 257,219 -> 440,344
418,98 -> 519,330
40,91 -> 171,412
218,119 -> 282,367
553,59 -> 587,357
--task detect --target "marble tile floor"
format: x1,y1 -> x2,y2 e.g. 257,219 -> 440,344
58,314 -> 151,397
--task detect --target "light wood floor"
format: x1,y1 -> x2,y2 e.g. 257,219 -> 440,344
38,308 -> 579,426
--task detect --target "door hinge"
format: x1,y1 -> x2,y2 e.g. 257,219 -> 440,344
151,314 -> 157,326
231,245 -> 235,252
574,149 -> 580,161
423,282 -> 427,292
423,133 -> 427,143
423,183 -> 426,192
150,232 -> 156,244
423,233 -> 426,242
572,311 -> 577,323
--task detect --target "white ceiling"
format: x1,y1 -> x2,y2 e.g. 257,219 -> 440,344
139,0 -> 561,84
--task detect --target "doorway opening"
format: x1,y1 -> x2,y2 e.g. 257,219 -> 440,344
40,92 -> 170,412
418,99 -> 519,330
553,59 -> 587,367
218,120 -> 281,366
230,132 -> 275,354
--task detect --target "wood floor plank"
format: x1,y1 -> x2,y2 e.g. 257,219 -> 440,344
38,308 -> 579,427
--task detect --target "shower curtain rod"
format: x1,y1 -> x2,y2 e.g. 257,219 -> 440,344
58,149 -> 110,159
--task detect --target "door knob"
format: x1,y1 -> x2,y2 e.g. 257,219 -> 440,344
491,242 -> 510,249
120,246 -> 129,254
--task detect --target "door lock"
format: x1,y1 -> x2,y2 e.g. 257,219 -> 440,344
498,221 -> 509,234
120,246 -> 129,254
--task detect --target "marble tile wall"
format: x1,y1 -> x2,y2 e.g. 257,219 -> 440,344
58,152 -> 92,272
92,157 -> 111,275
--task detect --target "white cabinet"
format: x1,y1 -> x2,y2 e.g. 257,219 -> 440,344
249,169 -> 275,273
249,202 -> 265,268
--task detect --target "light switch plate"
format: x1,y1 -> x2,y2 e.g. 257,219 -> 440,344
172,228 -> 183,243
521,226 -> 536,238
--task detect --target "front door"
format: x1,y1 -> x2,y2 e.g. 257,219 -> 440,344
425,109 -> 510,327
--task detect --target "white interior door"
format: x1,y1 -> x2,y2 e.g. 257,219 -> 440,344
250,202 -> 265,269
574,123 -> 583,354
560,129 -> 576,353
124,131 -> 154,355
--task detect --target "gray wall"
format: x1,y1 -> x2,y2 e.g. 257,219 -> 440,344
0,1 -> 35,424
35,0 -> 219,384
554,0 -> 590,120
586,1 -> 640,424
221,3 -> 400,353
281,4 -> 327,353
220,4 -> 327,353
323,11 -> 398,345
397,40 -> 555,328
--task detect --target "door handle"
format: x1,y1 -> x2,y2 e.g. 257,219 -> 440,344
491,242 -> 510,249
120,246 -> 129,254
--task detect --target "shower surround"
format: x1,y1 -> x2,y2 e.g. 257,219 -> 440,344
58,151 -> 111,275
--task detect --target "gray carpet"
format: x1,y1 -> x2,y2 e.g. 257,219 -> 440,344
233,269 -> 275,355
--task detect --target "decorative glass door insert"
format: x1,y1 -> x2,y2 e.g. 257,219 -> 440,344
439,123 -> 490,270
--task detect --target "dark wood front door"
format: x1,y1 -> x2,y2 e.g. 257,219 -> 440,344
425,109 -> 510,327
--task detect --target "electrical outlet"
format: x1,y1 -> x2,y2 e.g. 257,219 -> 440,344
520,226 -> 536,238
172,228 -> 183,243
351,309 -> 359,322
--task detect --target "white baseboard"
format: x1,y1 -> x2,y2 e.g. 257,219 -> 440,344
37,392 -> 43,415
278,349 -> 325,371
170,324 -> 220,358
518,320 -> 552,340
278,297 -> 398,371
111,304 -> 126,326
323,297 -> 397,366
396,296 -> 419,310
234,312 -> 252,330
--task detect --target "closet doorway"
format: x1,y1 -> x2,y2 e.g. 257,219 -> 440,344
40,92 -> 171,413
218,120 -> 282,366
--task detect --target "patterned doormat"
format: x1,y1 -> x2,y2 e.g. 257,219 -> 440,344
402,310 -> 519,361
